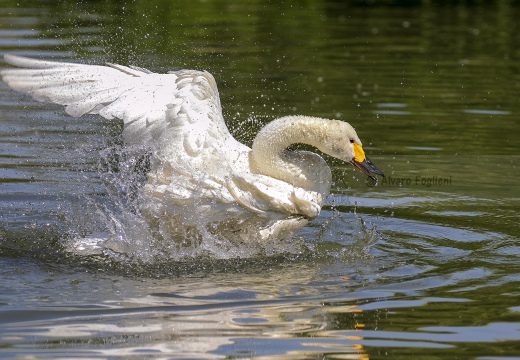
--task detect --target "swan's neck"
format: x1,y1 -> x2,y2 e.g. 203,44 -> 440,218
250,116 -> 332,195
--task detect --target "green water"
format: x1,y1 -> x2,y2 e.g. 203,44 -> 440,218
1,1 -> 520,359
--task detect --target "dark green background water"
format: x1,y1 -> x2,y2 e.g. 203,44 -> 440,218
1,1 -> 520,359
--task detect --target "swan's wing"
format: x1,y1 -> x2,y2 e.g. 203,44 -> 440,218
0,54 -> 229,146
226,173 -> 324,219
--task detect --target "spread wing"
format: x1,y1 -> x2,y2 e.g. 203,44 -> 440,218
0,54 -> 230,147
1,55 -> 319,224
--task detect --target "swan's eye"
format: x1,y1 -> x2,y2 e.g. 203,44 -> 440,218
349,139 -> 354,143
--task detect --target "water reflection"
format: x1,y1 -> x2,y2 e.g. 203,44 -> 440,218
3,253 -> 519,358
0,262 -> 373,358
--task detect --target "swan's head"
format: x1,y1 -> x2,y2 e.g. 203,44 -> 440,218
251,115 -> 384,184
320,120 -> 384,182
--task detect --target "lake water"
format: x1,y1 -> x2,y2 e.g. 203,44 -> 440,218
1,0 -> 520,358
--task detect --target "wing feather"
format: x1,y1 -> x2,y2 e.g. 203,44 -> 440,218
1,54 -> 228,147
1,54 -> 320,228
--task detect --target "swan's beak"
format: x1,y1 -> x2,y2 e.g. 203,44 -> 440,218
350,143 -> 385,181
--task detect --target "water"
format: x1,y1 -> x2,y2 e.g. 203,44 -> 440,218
1,0 -> 520,358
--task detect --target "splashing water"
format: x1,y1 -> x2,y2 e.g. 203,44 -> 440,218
63,141 -> 380,265
314,210 -> 380,256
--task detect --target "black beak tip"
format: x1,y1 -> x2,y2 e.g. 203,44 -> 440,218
351,156 -> 384,180
374,168 -> 385,178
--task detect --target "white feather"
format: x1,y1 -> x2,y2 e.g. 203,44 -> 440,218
1,55 -> 383,243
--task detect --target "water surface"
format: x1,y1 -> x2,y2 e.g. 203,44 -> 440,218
1,1 -> 520,358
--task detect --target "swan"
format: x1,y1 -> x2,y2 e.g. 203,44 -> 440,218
1,54 -> 384,244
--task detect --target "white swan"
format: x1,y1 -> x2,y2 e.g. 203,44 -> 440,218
1,55 -> 384,244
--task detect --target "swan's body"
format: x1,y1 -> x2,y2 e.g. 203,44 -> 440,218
1,55 -> 383,243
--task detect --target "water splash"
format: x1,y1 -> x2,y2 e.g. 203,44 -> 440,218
63,144 -> 380,265
309,210 -> 380,259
